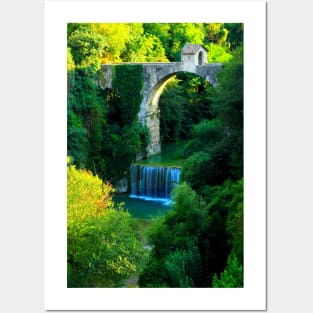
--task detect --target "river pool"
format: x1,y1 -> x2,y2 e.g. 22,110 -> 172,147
113,194 -> 172,219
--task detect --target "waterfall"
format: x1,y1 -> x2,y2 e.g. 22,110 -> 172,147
130,164 -> 181,204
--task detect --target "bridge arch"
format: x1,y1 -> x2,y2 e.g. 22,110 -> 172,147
100,61 -> 222,156
146,71 -> 199,109
139,64 -> 222,155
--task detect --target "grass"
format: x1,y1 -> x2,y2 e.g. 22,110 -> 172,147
130,218 -> 154,245
125,217 -> 156,288
137,140 -> 190,167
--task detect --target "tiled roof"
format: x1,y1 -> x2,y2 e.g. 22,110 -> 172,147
182,44 -> 207,55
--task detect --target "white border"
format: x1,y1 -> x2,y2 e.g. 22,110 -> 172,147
45,0 -> 266,310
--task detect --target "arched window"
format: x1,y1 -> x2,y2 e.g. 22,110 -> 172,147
198,51 -> 203,65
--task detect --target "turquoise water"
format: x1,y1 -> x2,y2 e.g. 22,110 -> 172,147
113,142 -> 186,219
113,194 -> 172,219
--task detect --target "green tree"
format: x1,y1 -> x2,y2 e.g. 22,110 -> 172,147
164,242 -> 202,287
212,254 -> 243,287
169,182 -> 207,239
67,163 -> 145,287
159,73 -> 216,142
159,79 -> 185,143
181,151 -> 212,190
204,23 -> 229,46
142,34 -> 168,62
225,179 -> 243,264
182,140 -> 232,191
143,23 -> 171,47
198,179 -> 243,286
224,23 -> 244,50
102,122 -> 150,181
111,64 -> 143,126
67,67 -> 107,175
214,45 -> 243,131
91,23 -> 140,63
183,119 -> 224,157
67,110 -> 88,166
67,47 -> 75,71
207,43 -> 233,63
68,27 -> 105,69
213,45 -> 243,179
122,33 -> 168,62
202,23 -> 234,63
167,23 -> 206,61
139,183 -> 208,287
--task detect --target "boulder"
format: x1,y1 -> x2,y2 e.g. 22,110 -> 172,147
114,178 -> 128,193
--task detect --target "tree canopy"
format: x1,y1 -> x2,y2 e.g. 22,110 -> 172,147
67,161 -> 146,287
67,22 -> 241,67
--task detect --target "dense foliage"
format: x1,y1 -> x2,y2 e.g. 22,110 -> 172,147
67,65 -> 148,181
67,161 -> 145,287
111,64 -> 143,126
139,44 -> 243,288
67,23 -> 242,69
67,22 -> 243,288
159,74 -> 215,142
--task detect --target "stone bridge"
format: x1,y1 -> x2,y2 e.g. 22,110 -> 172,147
100,45 -> 222,156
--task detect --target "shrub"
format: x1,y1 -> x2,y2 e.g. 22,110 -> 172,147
212,254 -> 243,287
164,242 -> 202,287
67,163 -> 145,287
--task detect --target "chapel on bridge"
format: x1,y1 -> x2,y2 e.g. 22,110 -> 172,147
181,43 -> 208,66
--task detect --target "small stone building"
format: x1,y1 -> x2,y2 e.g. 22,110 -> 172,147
181,43 -> 208,66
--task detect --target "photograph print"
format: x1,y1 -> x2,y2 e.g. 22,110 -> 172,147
66,22 -> 244,288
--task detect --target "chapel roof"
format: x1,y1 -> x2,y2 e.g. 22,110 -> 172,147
181,43 -> 208,55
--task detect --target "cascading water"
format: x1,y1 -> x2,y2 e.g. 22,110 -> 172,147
130,164 -> 181,205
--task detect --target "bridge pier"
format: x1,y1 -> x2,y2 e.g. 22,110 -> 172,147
145,111 -> 161,156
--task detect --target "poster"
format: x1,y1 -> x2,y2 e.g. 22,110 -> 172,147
45,0 -> 266,310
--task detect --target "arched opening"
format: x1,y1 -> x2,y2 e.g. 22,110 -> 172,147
158,72 -> 213,144
198,51 -> 204,65
143,71 -> 214,156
